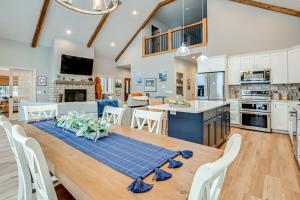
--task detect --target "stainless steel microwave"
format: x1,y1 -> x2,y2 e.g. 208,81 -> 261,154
240,69 -> 270,84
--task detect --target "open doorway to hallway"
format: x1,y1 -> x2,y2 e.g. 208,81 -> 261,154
0,67 -> 36,120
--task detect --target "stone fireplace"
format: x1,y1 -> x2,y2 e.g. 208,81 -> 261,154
48,80 -> 95,102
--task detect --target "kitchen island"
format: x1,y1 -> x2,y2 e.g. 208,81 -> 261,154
148,100 -> 230,147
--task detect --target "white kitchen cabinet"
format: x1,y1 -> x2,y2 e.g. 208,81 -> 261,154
288,47 -> 300,84
271,101 -> 288,132
228,56 -> 241,85
240,56 -> 254,71
198,56 -> 227,73
240,54 -> 270,71
271,51 -> 288,84
230,99 -> 240,126
254,54 -> 270,69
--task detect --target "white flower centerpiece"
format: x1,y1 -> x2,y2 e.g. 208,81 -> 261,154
169,96 -> 191,108
55,112 -> 110,142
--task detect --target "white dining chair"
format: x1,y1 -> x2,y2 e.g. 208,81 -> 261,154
188,134 -> 242,200
101,106 -> 125,125
0,116 -> 32,200
12,124 -> 58,200
23,104 -> 58,121
131,109 -> 164,134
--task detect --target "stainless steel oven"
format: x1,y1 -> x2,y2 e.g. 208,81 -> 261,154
239,90 -> 271,132
240,100 -> 271,113
240,111 -> 271,132
241,69 -> 270,84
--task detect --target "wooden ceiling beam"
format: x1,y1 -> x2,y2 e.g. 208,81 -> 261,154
230,0 -> 300,18
87,2 -> 114,48
31,0 -> 50,48
114,0 -> 175,62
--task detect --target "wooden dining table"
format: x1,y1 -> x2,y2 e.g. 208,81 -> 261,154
14,121 -> 223,200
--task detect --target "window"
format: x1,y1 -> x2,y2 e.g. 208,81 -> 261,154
99,76 -> 113,94
0,86 -> 9,97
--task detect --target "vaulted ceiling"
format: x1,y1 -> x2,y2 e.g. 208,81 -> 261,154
0,0 -> 161,59
0,0 -> 300,60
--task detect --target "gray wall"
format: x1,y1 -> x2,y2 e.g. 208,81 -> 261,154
0,38 -> 51,102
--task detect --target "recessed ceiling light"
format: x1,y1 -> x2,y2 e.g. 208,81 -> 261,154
132,10 -> 138,15
66,30 -> 71,35
110,42 -> 115,47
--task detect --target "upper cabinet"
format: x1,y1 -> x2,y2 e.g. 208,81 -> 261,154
271,50 -> 288,84
254,54 -> 270,69
226,45 -> 300,85
288,47 -> 300,84
198,55 -> 227,73
228,56 -> 241,85
240,54 -> 270,71
240,56 -> 254,71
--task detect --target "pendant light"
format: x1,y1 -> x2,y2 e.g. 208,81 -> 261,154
176,0 -> 190,57
197,0 -> 208,62
56,0 -> 120,15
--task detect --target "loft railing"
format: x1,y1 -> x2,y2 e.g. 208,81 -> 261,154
142,18 -> 207,56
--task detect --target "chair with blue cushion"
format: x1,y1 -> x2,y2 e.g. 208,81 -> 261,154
97,99 -> 118,118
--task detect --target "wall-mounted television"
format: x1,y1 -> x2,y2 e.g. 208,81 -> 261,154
60,54 -> 93,76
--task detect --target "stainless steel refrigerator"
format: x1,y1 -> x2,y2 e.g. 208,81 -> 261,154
196,72 -> 225,100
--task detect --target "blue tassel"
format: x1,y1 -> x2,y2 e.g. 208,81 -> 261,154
179,150 -> 193,159
168,159 -> 183,168
153,168 -> 172,181
127,178 -> 153,193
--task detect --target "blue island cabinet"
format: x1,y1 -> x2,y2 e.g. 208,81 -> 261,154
168,105 -> 230,147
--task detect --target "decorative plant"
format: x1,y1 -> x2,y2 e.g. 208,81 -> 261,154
55,112 -> 110,141
169,96 -> 191,107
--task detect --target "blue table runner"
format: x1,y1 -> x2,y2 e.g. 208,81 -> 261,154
31,120 -> 192,193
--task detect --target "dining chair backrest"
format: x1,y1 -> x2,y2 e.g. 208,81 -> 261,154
131,109 -> 164,134
188,134 -> 242,200
0,116 -> 32,200
12,125 -> 58,200
101,106 -> 125,125
23,104 -> 58,121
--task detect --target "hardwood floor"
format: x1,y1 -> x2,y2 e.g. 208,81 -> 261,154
0,127 -> 74,200
221,128 -> 300,200
0,126 -> 299,200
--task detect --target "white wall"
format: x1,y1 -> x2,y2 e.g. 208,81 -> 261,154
0,38 -> 51,102
206,0 -> 300,57
50,38 -> 95,82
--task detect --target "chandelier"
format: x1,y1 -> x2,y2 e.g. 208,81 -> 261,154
55,0 -> 120,15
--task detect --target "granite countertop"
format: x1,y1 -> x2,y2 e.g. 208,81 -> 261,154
227,98 -> 300,103
148,100 -> 230,114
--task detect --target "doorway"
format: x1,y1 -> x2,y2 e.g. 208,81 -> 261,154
0,68 -> 36,120
124,78 -> 131,102
151,25 -> 160,36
